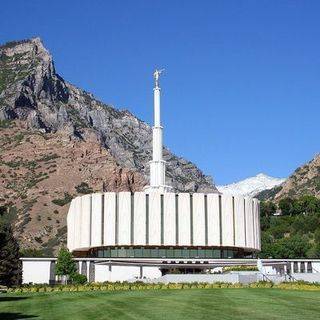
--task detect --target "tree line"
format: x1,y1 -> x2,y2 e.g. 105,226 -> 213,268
259,195 -> 320,259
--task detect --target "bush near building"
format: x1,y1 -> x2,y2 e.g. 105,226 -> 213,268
6,280 -> 320,293
55,247 -> 87,284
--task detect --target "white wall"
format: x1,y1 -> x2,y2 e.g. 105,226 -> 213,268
94,264 -> 110,282
95,265 -> 160,282
142,266 -> 162,279
109,266 -> 141,282
22,259 -> 320,284
22,260 -> 51,284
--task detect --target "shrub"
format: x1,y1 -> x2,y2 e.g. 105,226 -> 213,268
75,182 -> 93,194
7,280 -> 320,294
71,273 -> 87,285
39,154 -> 60,162
52,193 -> 73,206
223,265 -> 258,272
0,119 -> 10,128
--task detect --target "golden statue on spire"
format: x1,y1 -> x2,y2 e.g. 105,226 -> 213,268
153,69 -> 164,88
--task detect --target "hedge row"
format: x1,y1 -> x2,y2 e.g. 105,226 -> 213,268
7,280 -> 320,293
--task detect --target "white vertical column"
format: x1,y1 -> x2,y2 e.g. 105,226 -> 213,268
163,192 -> 176,245
207,194 -> 220,246
245,198 -> 254,249
192,193 -> 205,246
74,196 -> 82,250
91,193 -> 102,247
221,194 -> 234,247
134,192 -> 146,245
81,194 -> 91,248
234,196 -> 245,247
150,85 -> 165,188
152,87 -> 163,163
154,87 -> 161,127
67,200 -> 75,251
253,199 -> 259,250
104,192 -> 116,246
178,193 -> 191,245
256,200 -> 261,250
149,192 -> 161,245
118,192 -> 131,245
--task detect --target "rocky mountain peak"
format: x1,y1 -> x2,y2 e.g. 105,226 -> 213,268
0,37 -> 69,128
0,37 -> 217,193
0,37 -> 50,59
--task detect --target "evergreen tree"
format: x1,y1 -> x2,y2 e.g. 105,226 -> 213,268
55,247 -> 76,284
0,207 -> 21,287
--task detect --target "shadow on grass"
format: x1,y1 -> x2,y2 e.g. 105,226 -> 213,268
0,297 -> 37,319
0,296 -> 29,302
0,313 -> 37,319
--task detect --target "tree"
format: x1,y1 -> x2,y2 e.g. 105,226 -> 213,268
298,195 -> 320,214
260,233 -> 311,259
0,207 -> 21,287
274,235 -> 311,258
278,197 -> 294,215
55,247 -> 76,284
260,201 -> 277,217
20,248 -> 45,257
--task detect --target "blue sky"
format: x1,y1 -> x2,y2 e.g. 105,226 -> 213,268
1,0 -> 319,184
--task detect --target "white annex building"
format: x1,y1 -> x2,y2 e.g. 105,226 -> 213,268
21,71 -> 320,284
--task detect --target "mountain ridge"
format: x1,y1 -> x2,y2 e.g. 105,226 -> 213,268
217,173 -> 286,197
258,154 -> 320,201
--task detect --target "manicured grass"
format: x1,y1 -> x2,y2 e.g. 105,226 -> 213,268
1,288 -> 320,320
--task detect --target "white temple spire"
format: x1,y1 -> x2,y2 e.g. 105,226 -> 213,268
144,69 -> 172,193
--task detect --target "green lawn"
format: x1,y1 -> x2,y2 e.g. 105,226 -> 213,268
1,288 -> 320,320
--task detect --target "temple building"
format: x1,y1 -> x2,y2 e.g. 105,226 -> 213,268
65,70 -> 261,281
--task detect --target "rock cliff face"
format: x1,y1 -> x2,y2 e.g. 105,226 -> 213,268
0,37 -> 217,254
0,37 -> 216,193
258,154 -> 320,201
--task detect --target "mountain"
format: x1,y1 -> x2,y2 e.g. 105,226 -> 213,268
217,173 -> 286,197
258,154 -> 320,201
0,37 -> 217,254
